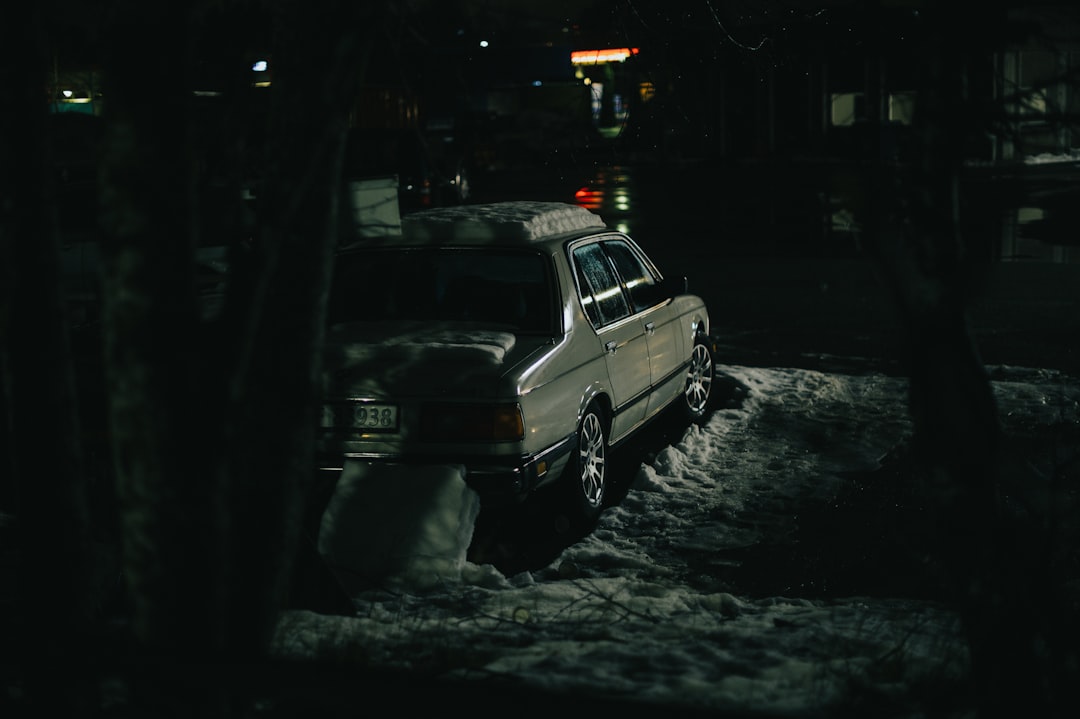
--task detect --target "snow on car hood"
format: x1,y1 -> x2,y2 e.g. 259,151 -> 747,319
323,321 -> 520,398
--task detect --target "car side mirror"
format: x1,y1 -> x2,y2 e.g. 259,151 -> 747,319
662,275 -> 687,297
651,275 -> 687,304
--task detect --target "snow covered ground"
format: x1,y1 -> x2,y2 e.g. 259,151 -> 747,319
270,362 -> 1080,716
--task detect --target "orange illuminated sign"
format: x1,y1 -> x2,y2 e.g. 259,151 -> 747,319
570,47 -> 639,65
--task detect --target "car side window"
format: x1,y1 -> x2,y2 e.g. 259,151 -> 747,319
603,240 -> 664,312
573,242 -> 630,327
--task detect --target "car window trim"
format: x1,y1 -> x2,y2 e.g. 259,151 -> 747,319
568,233 -> 666,329
600,238 -> 671,313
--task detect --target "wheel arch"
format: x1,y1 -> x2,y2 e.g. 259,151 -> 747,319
691,314 -> 710,342
579,386 -> 613,432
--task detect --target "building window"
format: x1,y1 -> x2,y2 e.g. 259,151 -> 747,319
1019,50 -> 1055,118
830,92 -> 865,126
888,92 -> 916,125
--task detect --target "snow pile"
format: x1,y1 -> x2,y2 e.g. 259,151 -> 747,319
402,201 -> 606,243
1024,150 -> 1080,165
317,461 -> 481,592
323,323 -> 516,395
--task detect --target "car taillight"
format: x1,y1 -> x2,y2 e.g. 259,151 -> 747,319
420,403 -> 524,442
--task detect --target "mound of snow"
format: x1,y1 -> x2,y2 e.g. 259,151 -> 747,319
317,461 -> 481,592
402,201 -> 606,242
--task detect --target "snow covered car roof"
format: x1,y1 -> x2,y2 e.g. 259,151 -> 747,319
400,201 -> 607,244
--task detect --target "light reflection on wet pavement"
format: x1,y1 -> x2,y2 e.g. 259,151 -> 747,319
471,162 -> 648,237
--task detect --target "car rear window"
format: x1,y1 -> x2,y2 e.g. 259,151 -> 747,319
329,247 -> 554,333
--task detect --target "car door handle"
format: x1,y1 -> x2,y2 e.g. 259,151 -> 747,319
644,322 -> 655,335
605,340 -> 618,354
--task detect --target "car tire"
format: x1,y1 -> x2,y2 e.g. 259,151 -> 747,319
562,401 -> 609,526
683,337 -> 715,423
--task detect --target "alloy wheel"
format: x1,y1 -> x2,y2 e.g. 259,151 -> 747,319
578,411 -> 606,508
685,342 -> 714,419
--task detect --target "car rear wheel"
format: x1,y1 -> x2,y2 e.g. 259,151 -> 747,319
563,402 -> 608,525
684,338 -> 715,422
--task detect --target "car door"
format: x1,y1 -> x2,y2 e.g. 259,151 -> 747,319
572,241 -> 651,442
601,239 -> 685,420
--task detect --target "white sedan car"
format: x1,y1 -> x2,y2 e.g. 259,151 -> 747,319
318,201 -> 713,523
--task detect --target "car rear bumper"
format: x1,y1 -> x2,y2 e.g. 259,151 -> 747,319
315,432 -> 576,506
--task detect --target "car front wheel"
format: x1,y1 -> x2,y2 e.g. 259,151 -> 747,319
684,339 -> 715,422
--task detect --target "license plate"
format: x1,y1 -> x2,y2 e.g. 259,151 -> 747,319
322,402 -> 399,432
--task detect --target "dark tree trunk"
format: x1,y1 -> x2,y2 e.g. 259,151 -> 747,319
96,5 -> 233,715
864,5 -> 1075,716
91,1 -> 369,714
220,0 -> 368,654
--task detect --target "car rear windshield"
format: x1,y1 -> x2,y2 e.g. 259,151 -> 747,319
329,247 -> 554,334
